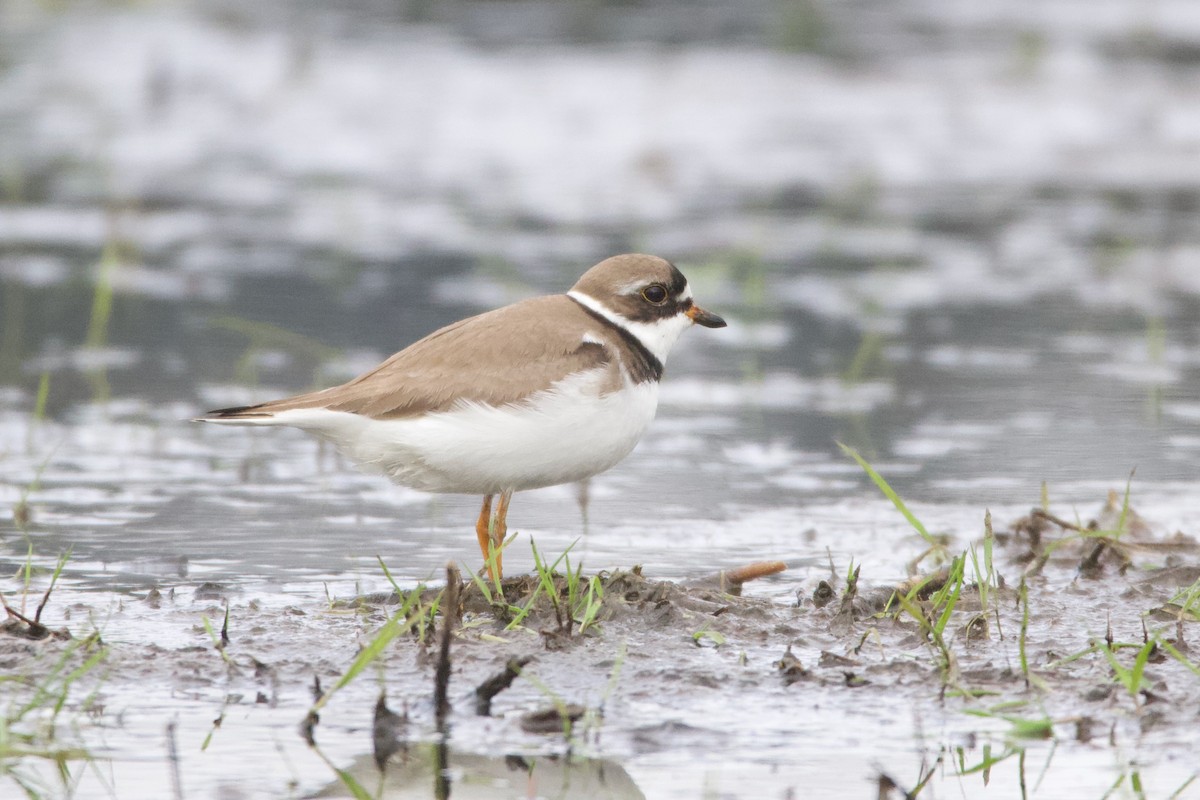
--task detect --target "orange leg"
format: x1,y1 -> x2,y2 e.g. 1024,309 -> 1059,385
491,490 -> 514,580
475,495 -> 494,577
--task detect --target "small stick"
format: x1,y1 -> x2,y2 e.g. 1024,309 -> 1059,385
686,560 -> 789,595
34,583 -> 56,625
721,561 -> 787,586
0,599 -> 48,639
1079,540 -> 1107,574
1030,508 -> 1087,533
474,656 -> 533,716
433,563 -> 459,800
434,563 -> 460,733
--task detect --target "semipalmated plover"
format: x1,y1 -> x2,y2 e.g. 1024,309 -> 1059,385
197,254 -> 726,578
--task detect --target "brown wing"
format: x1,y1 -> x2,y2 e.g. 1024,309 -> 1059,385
204,295 -> 613,420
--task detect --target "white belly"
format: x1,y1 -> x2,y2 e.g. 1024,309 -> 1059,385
267,369 -> 659,495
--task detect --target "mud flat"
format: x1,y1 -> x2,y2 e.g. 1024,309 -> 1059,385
3,487 -> 1198,799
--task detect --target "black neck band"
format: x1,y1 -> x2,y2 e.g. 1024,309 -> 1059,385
568,295 -> 665,383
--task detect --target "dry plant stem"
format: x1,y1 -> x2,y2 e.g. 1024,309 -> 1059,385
721,560 -> 787,586
1,598 -> 50,638
0,550 -> 66,636
2,600 -> 38,627
34,579 -> 58,625
474,656 -> 533,716
434,562 -> 459,800
435,562 -> 460,732
1023,551 -> 1050,579
908,757 -> 940,798
1079,539 -> 1107,573
876,772 -> 900,800
1030,508 -> 1087,533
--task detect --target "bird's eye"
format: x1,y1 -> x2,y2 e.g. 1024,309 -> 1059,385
641,284 -> 668,305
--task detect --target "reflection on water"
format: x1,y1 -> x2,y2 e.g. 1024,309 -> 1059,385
2,0 -> 1200,798
308,747 -> 645,800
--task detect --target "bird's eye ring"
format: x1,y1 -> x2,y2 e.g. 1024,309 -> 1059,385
641,284 -> 668,305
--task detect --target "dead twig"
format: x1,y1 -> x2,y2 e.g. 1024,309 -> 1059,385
1030,508 -> 1087,533
474,656 -> 533,716
433,562 -> 459,800
719,560 -> 787,591
434,562 -> 460,733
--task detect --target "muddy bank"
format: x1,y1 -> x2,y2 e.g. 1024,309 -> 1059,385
3,490 -> 1198,798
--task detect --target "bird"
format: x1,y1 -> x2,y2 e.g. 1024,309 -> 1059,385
196,253 -> 726,579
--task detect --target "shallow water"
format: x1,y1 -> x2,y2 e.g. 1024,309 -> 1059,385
2,1 -> 1200,798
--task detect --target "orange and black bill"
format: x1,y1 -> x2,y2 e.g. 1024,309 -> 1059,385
687,304 -> 727,328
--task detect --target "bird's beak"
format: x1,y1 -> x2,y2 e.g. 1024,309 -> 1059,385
686,304 -> 727,329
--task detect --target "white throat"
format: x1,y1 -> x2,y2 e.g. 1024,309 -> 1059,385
568,290 -> 693,365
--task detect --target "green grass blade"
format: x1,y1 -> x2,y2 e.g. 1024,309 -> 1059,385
1114,470 -> 1135,539
1004,715 -> 1054,739
462,563 -> 494,605
332,768 -> 373,800
838,442 -> 934,545
32,372 -> 50,423
376,556 -> 404,597
50,646 -> 107,719
85,243 -> 116,350
1168,774 -> 1197,800
1100,644 -> 1132,694
507,538 -> 575,630
314,588 -> 423,712
329,606 -> 415,695
933,557 -> 965,637
1129,639 -> 1155,696
577,576 -> 604,633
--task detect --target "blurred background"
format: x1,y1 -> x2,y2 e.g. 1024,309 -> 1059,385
2,0 -> 1200,581
4,3 -> 1200,798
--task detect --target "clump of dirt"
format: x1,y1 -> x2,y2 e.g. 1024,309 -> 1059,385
351,560 -> 789,650
0,616 -> 71,642
1005,489 -> 1197,579
1,576 -> 72,642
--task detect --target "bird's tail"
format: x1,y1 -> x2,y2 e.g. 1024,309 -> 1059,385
193,403 -> 284,425
193,383 -> 347,425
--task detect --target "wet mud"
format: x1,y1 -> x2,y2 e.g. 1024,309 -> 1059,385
3,492 -> 1198,799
